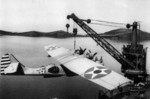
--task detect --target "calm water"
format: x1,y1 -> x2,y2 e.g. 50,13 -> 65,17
0,36 -> 150,99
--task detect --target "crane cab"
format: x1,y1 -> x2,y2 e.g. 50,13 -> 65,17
122,44 -> 146,83
121,22 -> 147,83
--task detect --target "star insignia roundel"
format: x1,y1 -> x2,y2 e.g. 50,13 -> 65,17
84,66 -> 112,79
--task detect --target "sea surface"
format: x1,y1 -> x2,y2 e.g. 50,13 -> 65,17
0,36 -> 150,99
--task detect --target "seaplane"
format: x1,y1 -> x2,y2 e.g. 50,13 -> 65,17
0,44 -> 133,98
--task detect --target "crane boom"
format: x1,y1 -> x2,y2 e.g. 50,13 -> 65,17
67,13 -> 135,69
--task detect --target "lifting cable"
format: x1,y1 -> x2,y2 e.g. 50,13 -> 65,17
89,19 -> 127,28
90,19 -> 127,25
73,22 -> 78,50
90,22 -> 125,28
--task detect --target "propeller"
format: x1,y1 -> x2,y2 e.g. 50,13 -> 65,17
74,47 -> 87,55
92,52 -> 98,57
94,56 -> 104,65
94,56 -> 98,62
79,47 -> 86,54
86,50 -> 97,60
89,50 -> 92,53
99,56 -> 103,64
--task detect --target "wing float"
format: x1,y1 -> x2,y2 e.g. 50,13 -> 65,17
45,44 -> 132,96
0,53 -> 65,78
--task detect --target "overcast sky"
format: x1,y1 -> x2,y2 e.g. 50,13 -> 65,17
0,0 -> 150,34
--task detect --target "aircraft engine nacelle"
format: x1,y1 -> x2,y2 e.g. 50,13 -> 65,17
47,65 -> 60,73
146,48 -> 150,75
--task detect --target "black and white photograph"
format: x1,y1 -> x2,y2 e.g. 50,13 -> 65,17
0,0 -> 150,99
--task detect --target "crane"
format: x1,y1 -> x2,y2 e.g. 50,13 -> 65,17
67,13 -> 147,83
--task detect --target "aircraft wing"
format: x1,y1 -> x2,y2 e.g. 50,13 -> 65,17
0,53 -> 65,78
45,44 -> 132,92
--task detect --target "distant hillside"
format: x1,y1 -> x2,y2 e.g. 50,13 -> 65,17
100,28 -> 150,41
0,30 -> 85,38
1,28 -> 150,41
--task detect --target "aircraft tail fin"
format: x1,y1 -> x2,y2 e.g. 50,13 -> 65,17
0,53 -> 11,74
0,53 -> 24,75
